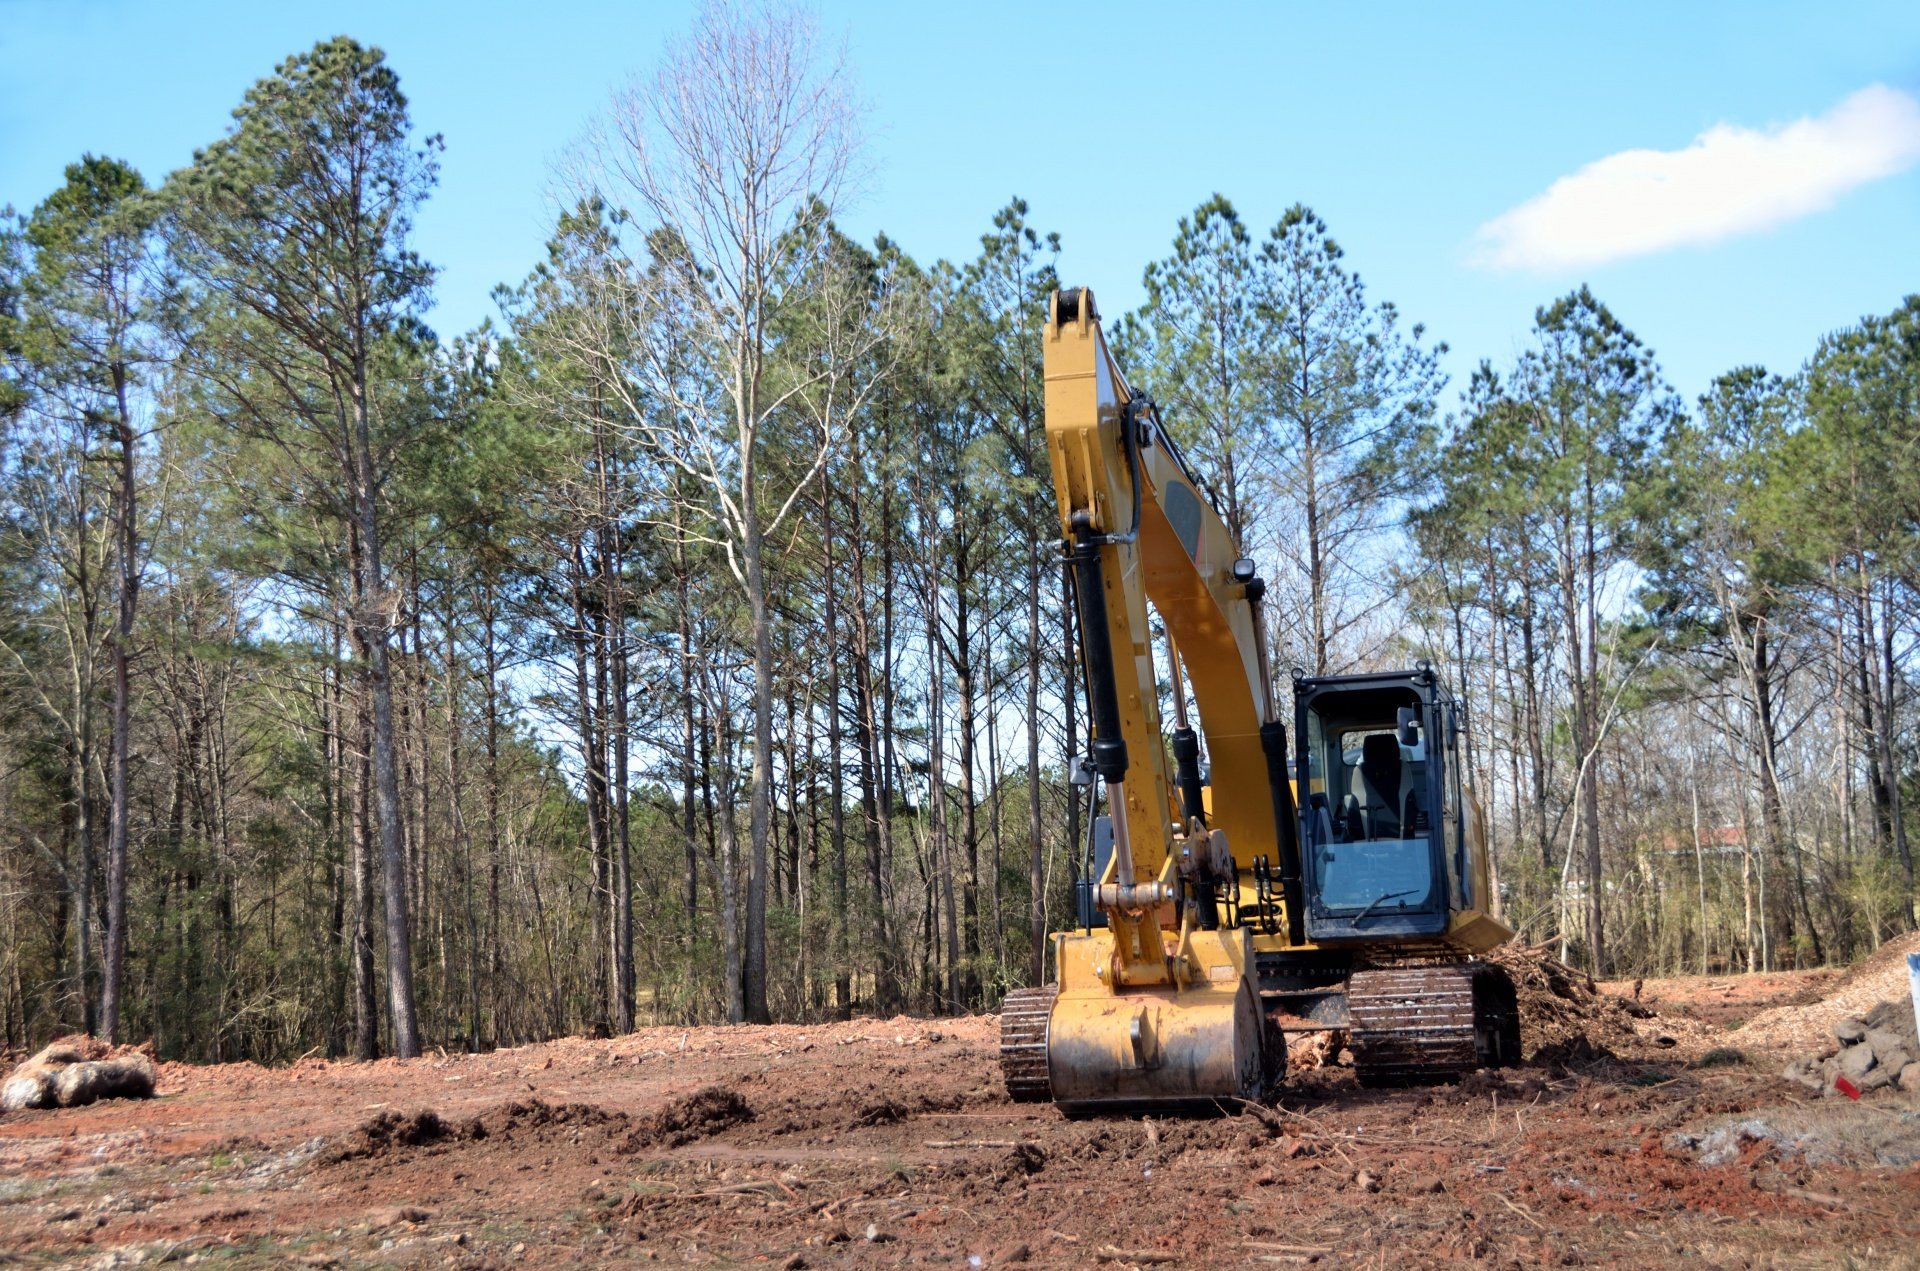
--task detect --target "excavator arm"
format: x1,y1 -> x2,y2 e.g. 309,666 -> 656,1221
1045,288 -> 1305,944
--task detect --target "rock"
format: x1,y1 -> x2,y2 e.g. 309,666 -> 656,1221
1865,1028 -> 1906,1057
1782,1058 -> 1823,1092
1353,1170 -> 1380,1193
1403,1173 -> 1446,1194
1862,999 -> 1920,1042
1858,1062 -> 1898,1092
1837,1042 -> 1876,1080
780,1255 -> 808,1271
1,1074 -> 51,1111
1899,1063 -> 1920,1094
1879,1048 -> 1914,1076
2,1043 -> 154,1111
52,1056 -> 156,1108
1834,1018 -> 1867,1044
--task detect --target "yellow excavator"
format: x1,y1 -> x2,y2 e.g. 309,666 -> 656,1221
1001,289 -> 1519,1113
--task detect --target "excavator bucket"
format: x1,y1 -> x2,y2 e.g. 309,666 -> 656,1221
1002,929 -> 1268,1113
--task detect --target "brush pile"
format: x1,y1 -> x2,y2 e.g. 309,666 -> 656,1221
1485,941 -> 1666,1057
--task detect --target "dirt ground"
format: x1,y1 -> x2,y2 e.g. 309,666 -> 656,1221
3,965 -> 1918,1269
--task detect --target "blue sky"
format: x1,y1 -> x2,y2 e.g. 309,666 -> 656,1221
4,1 -> 1917,403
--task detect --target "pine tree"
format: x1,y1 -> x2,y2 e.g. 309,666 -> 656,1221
163,36 -> 441,1057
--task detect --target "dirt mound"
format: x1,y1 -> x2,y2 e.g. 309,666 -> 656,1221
323,1110 -> 461,1163
1486,943 -> 1657,1058
854,1096 -> 909,1126
324,1098 -> 632,1164
1529,1036 -> 1619,1070
472,1098 -> 628,1141
621,1085 -> 753,1149
1738,930 -> 1919,1055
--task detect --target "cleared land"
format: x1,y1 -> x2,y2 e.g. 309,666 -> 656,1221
3,946 -> 1919,1268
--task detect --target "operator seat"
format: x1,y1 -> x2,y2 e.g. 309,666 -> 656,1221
1354,732 -> 1404,839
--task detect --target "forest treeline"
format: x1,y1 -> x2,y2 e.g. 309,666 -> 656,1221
2,12 -> 1915,1061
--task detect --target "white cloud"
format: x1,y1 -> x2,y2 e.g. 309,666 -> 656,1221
1470,84 -> 1920,272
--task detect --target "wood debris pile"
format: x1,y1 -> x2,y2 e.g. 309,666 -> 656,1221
0,1035 -> 156,1112
1737,930 -> 1920,1055
1484,942 -> 1660,1058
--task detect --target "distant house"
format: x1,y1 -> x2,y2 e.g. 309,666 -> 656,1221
1645,825 -> 1749,857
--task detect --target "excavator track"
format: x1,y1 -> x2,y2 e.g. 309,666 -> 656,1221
1347,962 -> 1519,1086
999,985 -> 1058,1103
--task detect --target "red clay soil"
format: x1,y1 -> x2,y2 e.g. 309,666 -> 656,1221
1,1005 -> 1916,1268
1603,968 -> 1840,1031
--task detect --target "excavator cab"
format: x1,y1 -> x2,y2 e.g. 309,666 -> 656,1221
1293,666 -> 1472,943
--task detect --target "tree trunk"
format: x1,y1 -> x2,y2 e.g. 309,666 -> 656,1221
952,558 -> 980,1009
350,380 -> 421,1058
823,480 -> 851,1018
607,541 -> 634,1033
677,533 -> 700,942
1025,524 -> 1046,987
481,581 -> 505,1043
715,685 -> 746,1024
351,675 -> 379,1060
100,364 -> 137,1041
743,506 -> 774,1025
927,563 -> 961,1012
567,548 -> 611,1033
1871,577 -> 1916,924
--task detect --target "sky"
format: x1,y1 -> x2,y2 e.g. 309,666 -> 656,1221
4,1 -> 1918,404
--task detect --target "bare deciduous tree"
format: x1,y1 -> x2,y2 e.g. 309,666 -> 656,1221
578,0 -> 867,1022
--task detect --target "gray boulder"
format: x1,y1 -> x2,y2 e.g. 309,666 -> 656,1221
1782,1058 -> 1824,1092
1865,1028 -> 1906,1057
